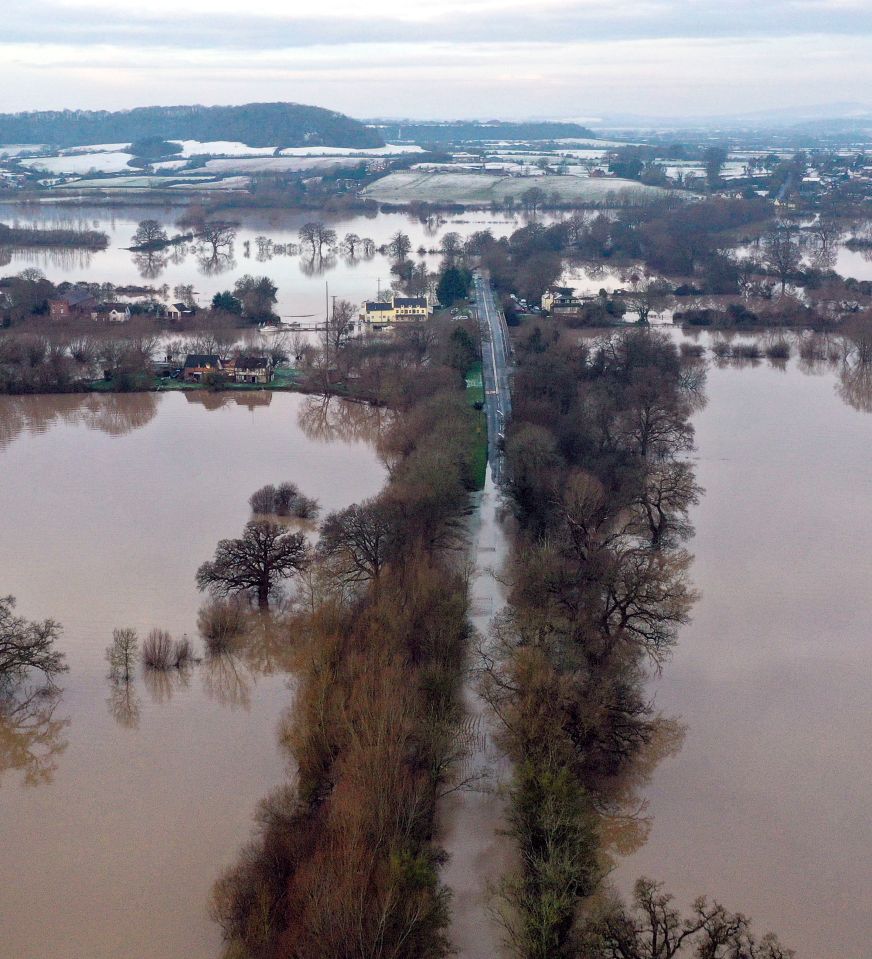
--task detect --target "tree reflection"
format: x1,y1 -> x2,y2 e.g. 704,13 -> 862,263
299,253 -> 337,277
837,357 -> 872,412
106,679 -> 141,729
595,716 -> 686,863
197,247 -> 236,276
297,394 -> 390,445
132,249 -> 169,279
0,393 -> 159,450
143,664 -> 193,705
201,648 -> 253,711
0,687 -> 70,786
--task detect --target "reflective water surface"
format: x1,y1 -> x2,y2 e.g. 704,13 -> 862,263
612,347 -> 872,957
0,391 -> 386,959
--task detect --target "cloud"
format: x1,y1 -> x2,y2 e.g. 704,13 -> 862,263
0,1 -> 870,117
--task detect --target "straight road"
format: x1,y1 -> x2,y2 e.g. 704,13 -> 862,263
473,271 -> 512,484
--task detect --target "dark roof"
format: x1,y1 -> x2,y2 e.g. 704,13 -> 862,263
53,288 -> 95,306
183,354 -> 220,369
547,286 -> 575,296
93,301 -> 129,312
394,297 -> 427,307
235,355 -> 270,370
365,301 -> 393,311
171,302 -> 193,312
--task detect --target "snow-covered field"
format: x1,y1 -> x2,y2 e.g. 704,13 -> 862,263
19,152 -> 134,174
362,171 -> 670,204
51,174 -> 245,190
202,156 -> 365,173
0,144 -> 47,157
278,143 -> 423,156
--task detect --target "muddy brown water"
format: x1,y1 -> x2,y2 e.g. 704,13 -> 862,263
610,349 -> 872,957
0,391 -> 386,959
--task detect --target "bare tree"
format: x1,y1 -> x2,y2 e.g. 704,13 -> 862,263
341,233 -> 362,257
197,521 -> 310,609
624,277 -> 672,325
200,221 -> 237,257
319,498 -> 398,587
0,596 -> 66,691
131,219 -> 168,249
582,877 -> 792,959
106,628 -> 138,683
763,225 -> 802,294
298,222 -> 337,258
387,231 -> 412,262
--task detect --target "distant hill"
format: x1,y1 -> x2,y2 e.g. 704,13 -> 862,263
372,121 -> 598,144
0,102 -> 384,149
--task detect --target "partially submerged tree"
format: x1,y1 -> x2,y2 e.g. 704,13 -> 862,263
319,498 -> 398,586
131,219 -> 169,250
106,627 -> 138,684
197,521 -> 310,609
0,596 -> 66,692
581,877 -> 793,959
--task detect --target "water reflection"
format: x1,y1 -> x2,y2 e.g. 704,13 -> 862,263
184,391 -> 273,411
297,394 -> 390,445
133,249 -> 168,279
837,358 -> 872,412
299,253 -> 337,276
0,392 -> 159,449
196,248 -> 236,276
106,679 -> 141,729
0,688 -> 70,786
596,716 -> 686,863
143,663 -> 194,705
201,648 -> 253,711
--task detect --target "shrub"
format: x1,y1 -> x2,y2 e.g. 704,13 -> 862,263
142,629 -> 175,669
249,484 -> 277,514
679,342 -> 705,359
293,495 -> 320,520
274,482 -> 300,516
732,342 -> 763,360
765,340 -> 791,360
142,628 -> 194,669
198,599 -> 246,653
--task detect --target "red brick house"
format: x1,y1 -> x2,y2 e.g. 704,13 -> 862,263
48,288 -> 97,319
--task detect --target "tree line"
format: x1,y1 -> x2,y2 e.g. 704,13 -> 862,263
208,320 -> 486,957
479,324 -> 790,957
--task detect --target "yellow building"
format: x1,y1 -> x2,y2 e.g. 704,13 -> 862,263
361,295 -> 429,325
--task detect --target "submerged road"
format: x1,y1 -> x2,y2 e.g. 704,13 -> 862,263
473,271 -> 512,484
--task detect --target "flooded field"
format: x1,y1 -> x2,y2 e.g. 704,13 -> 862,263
0,391 -> 386,959
612,346 -> 872,957
0,204 -> 538,320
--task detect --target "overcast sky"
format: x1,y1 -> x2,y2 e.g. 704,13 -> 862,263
2,0 -> 870,120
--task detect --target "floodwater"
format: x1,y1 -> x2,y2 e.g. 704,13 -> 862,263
440,472 -> 514,959
0,391 -> 386,959
0,204 -> 541,320
611,345 -> 872,957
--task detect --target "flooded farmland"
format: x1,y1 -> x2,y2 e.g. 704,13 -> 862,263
0,204 -> 539,320
611,343 -> 872,958
0,391 -> 386,959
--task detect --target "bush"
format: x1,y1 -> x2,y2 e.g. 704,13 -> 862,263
765,340 -> 791,360
142,629 -> 175,669
250,484 -> 278,514
732,342 -> 763,360
679,342 -> 705,359
274,482 -> 300,516
293,495 -> 320,520
142,628 -> 195,669
198,599 -> 246,653
249,482 -> 319,519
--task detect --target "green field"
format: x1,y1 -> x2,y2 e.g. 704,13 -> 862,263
465,360 -> 488,490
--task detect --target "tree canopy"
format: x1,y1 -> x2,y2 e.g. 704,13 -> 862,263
196,521 -> 309,609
